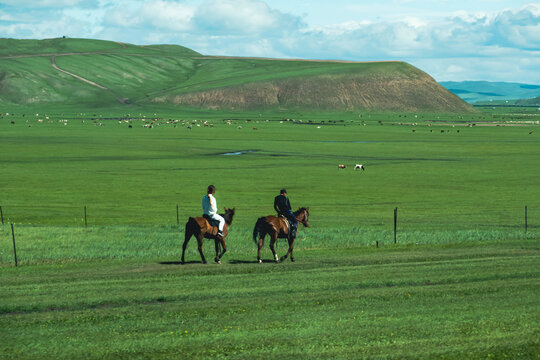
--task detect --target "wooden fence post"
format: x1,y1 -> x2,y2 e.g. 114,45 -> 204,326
11,223 -> 18,267
525,205 -> 528,233
394,207 -> 398,244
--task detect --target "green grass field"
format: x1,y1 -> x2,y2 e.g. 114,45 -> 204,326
1,104 -> 539,358
1,240 -> 539,359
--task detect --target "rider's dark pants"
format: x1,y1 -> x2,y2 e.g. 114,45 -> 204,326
284,210 -> 298,235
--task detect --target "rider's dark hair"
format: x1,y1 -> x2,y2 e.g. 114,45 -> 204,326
280,188 -> 287,194
207,185 -> 216,194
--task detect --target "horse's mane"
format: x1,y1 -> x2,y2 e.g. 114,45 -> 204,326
293,207 -> 308,216
221,209 -> 235,224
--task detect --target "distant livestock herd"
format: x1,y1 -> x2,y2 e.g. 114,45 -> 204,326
338,164 -> 365,171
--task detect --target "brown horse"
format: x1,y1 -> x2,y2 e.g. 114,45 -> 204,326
181,207 -> 235,264
252,207 -> 310,263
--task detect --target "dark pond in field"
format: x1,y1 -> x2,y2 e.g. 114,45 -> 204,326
218,150 -> 255,156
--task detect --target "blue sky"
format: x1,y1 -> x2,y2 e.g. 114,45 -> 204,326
1,0 -> 539,83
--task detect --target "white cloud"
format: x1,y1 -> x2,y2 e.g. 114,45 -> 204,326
100,0 -> 196,34
142,1 -> 195,31
193,0 -> 303,36
0,10 -> 17,21
0,0 -> 89,7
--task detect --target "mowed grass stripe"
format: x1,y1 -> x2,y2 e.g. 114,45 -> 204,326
1,245 -> 538,314
1,245 -> 538,359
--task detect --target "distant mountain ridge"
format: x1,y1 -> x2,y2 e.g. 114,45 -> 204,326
0,37 -> 474,112
516,96 -> 540,106
440,81 -> 540,104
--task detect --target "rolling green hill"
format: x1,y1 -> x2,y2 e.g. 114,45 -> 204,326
0,38 -> 474,112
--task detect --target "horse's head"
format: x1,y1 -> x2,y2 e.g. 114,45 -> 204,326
223,207 -> 235,225
296,207 -> 310,228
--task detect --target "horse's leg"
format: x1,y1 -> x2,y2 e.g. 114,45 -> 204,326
215,238 -> 226,264
257,232 -> 265,264
197,235 -> 207,264
269,233 -> 279,263
181,229 -> 192,264
280,237 -> 295,262
214,239 -> 221,264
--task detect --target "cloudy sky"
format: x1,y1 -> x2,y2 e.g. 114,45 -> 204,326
1,0 -> 539,83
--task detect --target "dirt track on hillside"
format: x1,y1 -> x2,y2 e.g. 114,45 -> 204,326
51,55 -> 108,90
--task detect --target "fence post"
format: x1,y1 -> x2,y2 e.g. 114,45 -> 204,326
11,223 -> 18,267
0,205 -> 4,225
394,207 -> 398,244
525,205 -> 528,233
176,204 -> 179,226
84,206 -> 87,227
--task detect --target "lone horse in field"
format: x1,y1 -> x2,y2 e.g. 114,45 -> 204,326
181,207 -> 235,264
252,207 -> 310,263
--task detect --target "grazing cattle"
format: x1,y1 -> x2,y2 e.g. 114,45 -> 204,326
354,164 -> 365,171
338,164 -> 346,169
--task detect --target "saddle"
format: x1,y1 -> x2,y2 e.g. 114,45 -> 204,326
203,214 -> 220,228
278,214 -> 291,232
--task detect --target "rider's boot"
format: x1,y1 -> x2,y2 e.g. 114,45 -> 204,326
217,230 -> 224,240
290,227 -> 297,238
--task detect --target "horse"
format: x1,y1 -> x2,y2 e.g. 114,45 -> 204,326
252,207 -> 310,263
354,164 -> 365,171
181,207 -> 235,264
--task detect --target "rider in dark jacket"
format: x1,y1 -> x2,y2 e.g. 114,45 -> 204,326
274,188 -> 298,238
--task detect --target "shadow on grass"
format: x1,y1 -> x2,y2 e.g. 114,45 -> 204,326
159,259 -> 281,265
229,259 -> 277,264
159,261 -> 200,265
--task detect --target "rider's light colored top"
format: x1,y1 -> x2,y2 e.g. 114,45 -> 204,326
202,194 -> 218,215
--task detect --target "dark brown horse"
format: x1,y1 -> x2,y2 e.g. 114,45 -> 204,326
181,207 -> 235,264
252,207 -> 310,263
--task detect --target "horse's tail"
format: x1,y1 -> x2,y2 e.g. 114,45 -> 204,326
185,217 -> 199,240
253,217 -> 265,246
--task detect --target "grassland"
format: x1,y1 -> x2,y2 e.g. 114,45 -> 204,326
1,104 -> 539,358
2,240 -> 539,359
1,37 -> 539,358
0,107 -> 538,229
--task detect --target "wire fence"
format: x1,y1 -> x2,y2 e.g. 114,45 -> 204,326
1,202 -> 537,266
0,202 -> 536,232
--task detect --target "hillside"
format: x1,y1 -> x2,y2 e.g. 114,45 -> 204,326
440,81 -> 540,104
0,38 -> 474,112
516,96 -> 540,106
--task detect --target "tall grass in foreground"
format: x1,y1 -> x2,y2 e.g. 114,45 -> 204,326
1,224 -> 537,265
1,237 -> 539,359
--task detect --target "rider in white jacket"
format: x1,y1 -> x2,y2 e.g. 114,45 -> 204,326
202,185 -> 225,238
